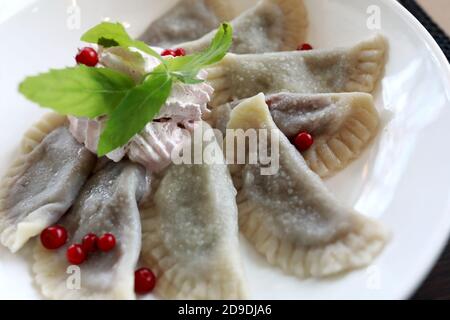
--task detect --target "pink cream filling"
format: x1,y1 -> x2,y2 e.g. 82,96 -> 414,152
68,47 -> 213,172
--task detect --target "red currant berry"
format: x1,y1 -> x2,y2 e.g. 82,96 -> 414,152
294,132 -> 314,152
40,225 -> 68,250
161,49 -> 175,57
82,233 -> 98,253
66,244 -> 86,265
97,233 -> 116,252
173,48 -> 186,57
134,268 -> 156,294
297,43 -> 313,51
75,47 -> 99,67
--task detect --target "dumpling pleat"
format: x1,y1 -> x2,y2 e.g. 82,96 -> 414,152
141,212 -> 248,300
271,92 -> 380,177
278,0 -> 309,51
345,35 -> 388,93
212,92 -> 380,178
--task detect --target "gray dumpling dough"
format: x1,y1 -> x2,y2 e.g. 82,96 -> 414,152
210,92 -> 380,178
178,0 -> 308,54
207,35 -> 387,106
33,161 -> 148,300
227,94 -> 388,278
0,126 -> 96,253
141,122 -> 247,300
140,0 -> 241,47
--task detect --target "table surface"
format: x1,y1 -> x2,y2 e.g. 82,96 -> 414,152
417,0 -> 450,35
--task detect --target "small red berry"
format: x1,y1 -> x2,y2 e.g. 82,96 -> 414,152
297,43 -> 313,51
40,225 -> 68,250
75,47 -> 99,67
82,233 -> 98,253
161,49 -> 175,57
135,268 -> 156,294
173,48 -> 186,57
67,244 -> 86,265
97,233 -> 116,252
294,132 -> 314,152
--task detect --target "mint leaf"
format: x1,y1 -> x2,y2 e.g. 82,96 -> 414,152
131,41 -> 166,64
166,22 -> 233,82
20,23 -> 234,157
81,22 -> 164,63
97,65 -> 172,156
98,37 -> 119,48
19,65 -> 135,118
81,22 -> 132,46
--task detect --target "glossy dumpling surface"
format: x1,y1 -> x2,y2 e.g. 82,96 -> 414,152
140,0 -> 241,47
33,161 -> 148,300
207,35 -> 387,106
141,122 -> 247,299
180,0 -> 308,54
210,92 -> 380,178
227,94 -> 388,278
0,124 -> 96,253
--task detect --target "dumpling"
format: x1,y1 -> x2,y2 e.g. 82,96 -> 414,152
267,92 -> 380,178
209,92 -> 380,178
0,116 -> 96,253
33,161 -> 148,300
179,0 -> 308,54
141,122 -> 247,299
227,94 -> 388,278
140,0 -> 242,47
207,34 -> 387,106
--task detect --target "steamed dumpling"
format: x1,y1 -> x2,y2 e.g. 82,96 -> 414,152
179,0 -> 308,54
33,161 -> 148,300
140,0 -> 242,47
141,122 -> 247,299
227,94 -> 388,278
210,92 -> 380,178
0,116 -> 96,253
207,35 -> 387,106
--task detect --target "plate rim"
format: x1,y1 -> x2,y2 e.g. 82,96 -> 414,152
381,0 -> 450,299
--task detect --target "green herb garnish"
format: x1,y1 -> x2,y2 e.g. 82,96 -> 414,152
19,66 -> 135,118
81,22 -> 165,64
97,64 -> 173,156
19,22 -> 233,156
166,22 -> 233,84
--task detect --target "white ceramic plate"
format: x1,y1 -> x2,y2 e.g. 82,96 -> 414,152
0,0 -> 449,300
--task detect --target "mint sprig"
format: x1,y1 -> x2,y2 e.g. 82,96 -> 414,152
19,22 -> 233,156
98,64 -> 172,156
81,22 -> 165,64
166,22 -> 233,83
